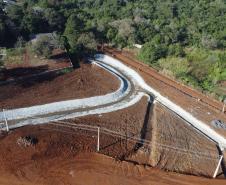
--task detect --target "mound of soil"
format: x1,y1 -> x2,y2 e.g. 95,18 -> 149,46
0,63 -> 119,109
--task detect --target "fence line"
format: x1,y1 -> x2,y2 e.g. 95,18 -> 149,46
0,112 -> 220,160
0,114 -> 223,178
45,120 -> 220,161
48,121 -> 224,178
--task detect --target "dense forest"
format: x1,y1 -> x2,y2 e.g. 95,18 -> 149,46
0,0 -> 226,99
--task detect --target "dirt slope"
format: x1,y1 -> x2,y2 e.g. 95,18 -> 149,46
146,103 -> 219,177
69,98 -> 221,177
0,125 -> 225,185
105,48 -> 226,138
0,63 -> 119,109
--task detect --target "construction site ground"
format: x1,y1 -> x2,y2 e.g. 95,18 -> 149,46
67,96 -> 221,177
0,124 -> 225,185
104,48 -> 226,138
1,49 -> 71,82
0,63 -> 119,109
0,52 -> 225,183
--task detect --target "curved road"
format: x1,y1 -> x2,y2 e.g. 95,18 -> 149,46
0,56 -> 148,130
0,54 -> 226,151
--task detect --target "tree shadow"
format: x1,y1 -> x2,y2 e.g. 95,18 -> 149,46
49,52 -> 69,61
0,65 -> 49,81
17,70 -> 63,88
120,96 -> 154,160
0,65 -> 75,89
134,96 -> 154,150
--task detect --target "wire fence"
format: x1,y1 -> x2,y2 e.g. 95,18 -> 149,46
47,120 -> 219,159
0,112 -> 224,178
0,112 -> 221,160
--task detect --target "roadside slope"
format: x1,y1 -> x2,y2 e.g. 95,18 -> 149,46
103,50 -> 226,142
0,63 -> 119,109
0,125 -> 225,185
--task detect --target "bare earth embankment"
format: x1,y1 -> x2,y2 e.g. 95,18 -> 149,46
0,124 -> 225,185
0,63 -> 119,109
105,48 -> 226,138
0,56 -> 225,184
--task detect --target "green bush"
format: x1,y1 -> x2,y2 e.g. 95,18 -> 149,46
32,36 -> 53,58
138,41 -> 168,64
158,57 -> 189,78
179,74 -> 200,89
168,44 -> 185,57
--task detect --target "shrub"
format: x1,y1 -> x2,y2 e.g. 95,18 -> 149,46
32,35 -> 53,58
138,41 -> 168,64
158,57 -> 189,78
168,44 -> 185,57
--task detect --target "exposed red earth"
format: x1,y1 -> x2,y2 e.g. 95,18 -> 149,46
0,63 -> 119,109
104,47 -> 226,137
0,50 -> 226,184
0,49 -> 72,82
0,125 -> 225,185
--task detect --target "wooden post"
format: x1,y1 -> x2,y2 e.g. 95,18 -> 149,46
223,99 -> 226,113
126,121 -> 128,151
3,109 -> 9,132
213,155 -> 223,178
97,127 -> 100,152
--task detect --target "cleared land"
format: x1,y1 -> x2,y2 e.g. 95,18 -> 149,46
68,97 -> 220,177
0,124 -> 225,185
1,49 -> 71,82
105,48 -> 226,138
0,55 -> 225,183
0,63 -> 119,109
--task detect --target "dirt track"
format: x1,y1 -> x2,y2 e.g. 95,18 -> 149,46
1,153 -> 226,185
105,47 -> 224,111
104,48 -> 226,137
0,63 -> 119,109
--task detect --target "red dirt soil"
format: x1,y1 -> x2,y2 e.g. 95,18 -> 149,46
0,125 -> 225,185
0,48 -> 225,183
1,49 -> 72,82
104,48 -> 226,137
67,97 -> 221,177
0,63 -> 119,109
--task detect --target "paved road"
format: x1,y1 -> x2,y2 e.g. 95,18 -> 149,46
1,54 -> 226,150
0,57 -> 147,130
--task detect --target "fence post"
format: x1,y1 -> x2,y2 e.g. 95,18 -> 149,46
213,155 -> 223,178
2,109 -> 9,132
97,127 -> 100,152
